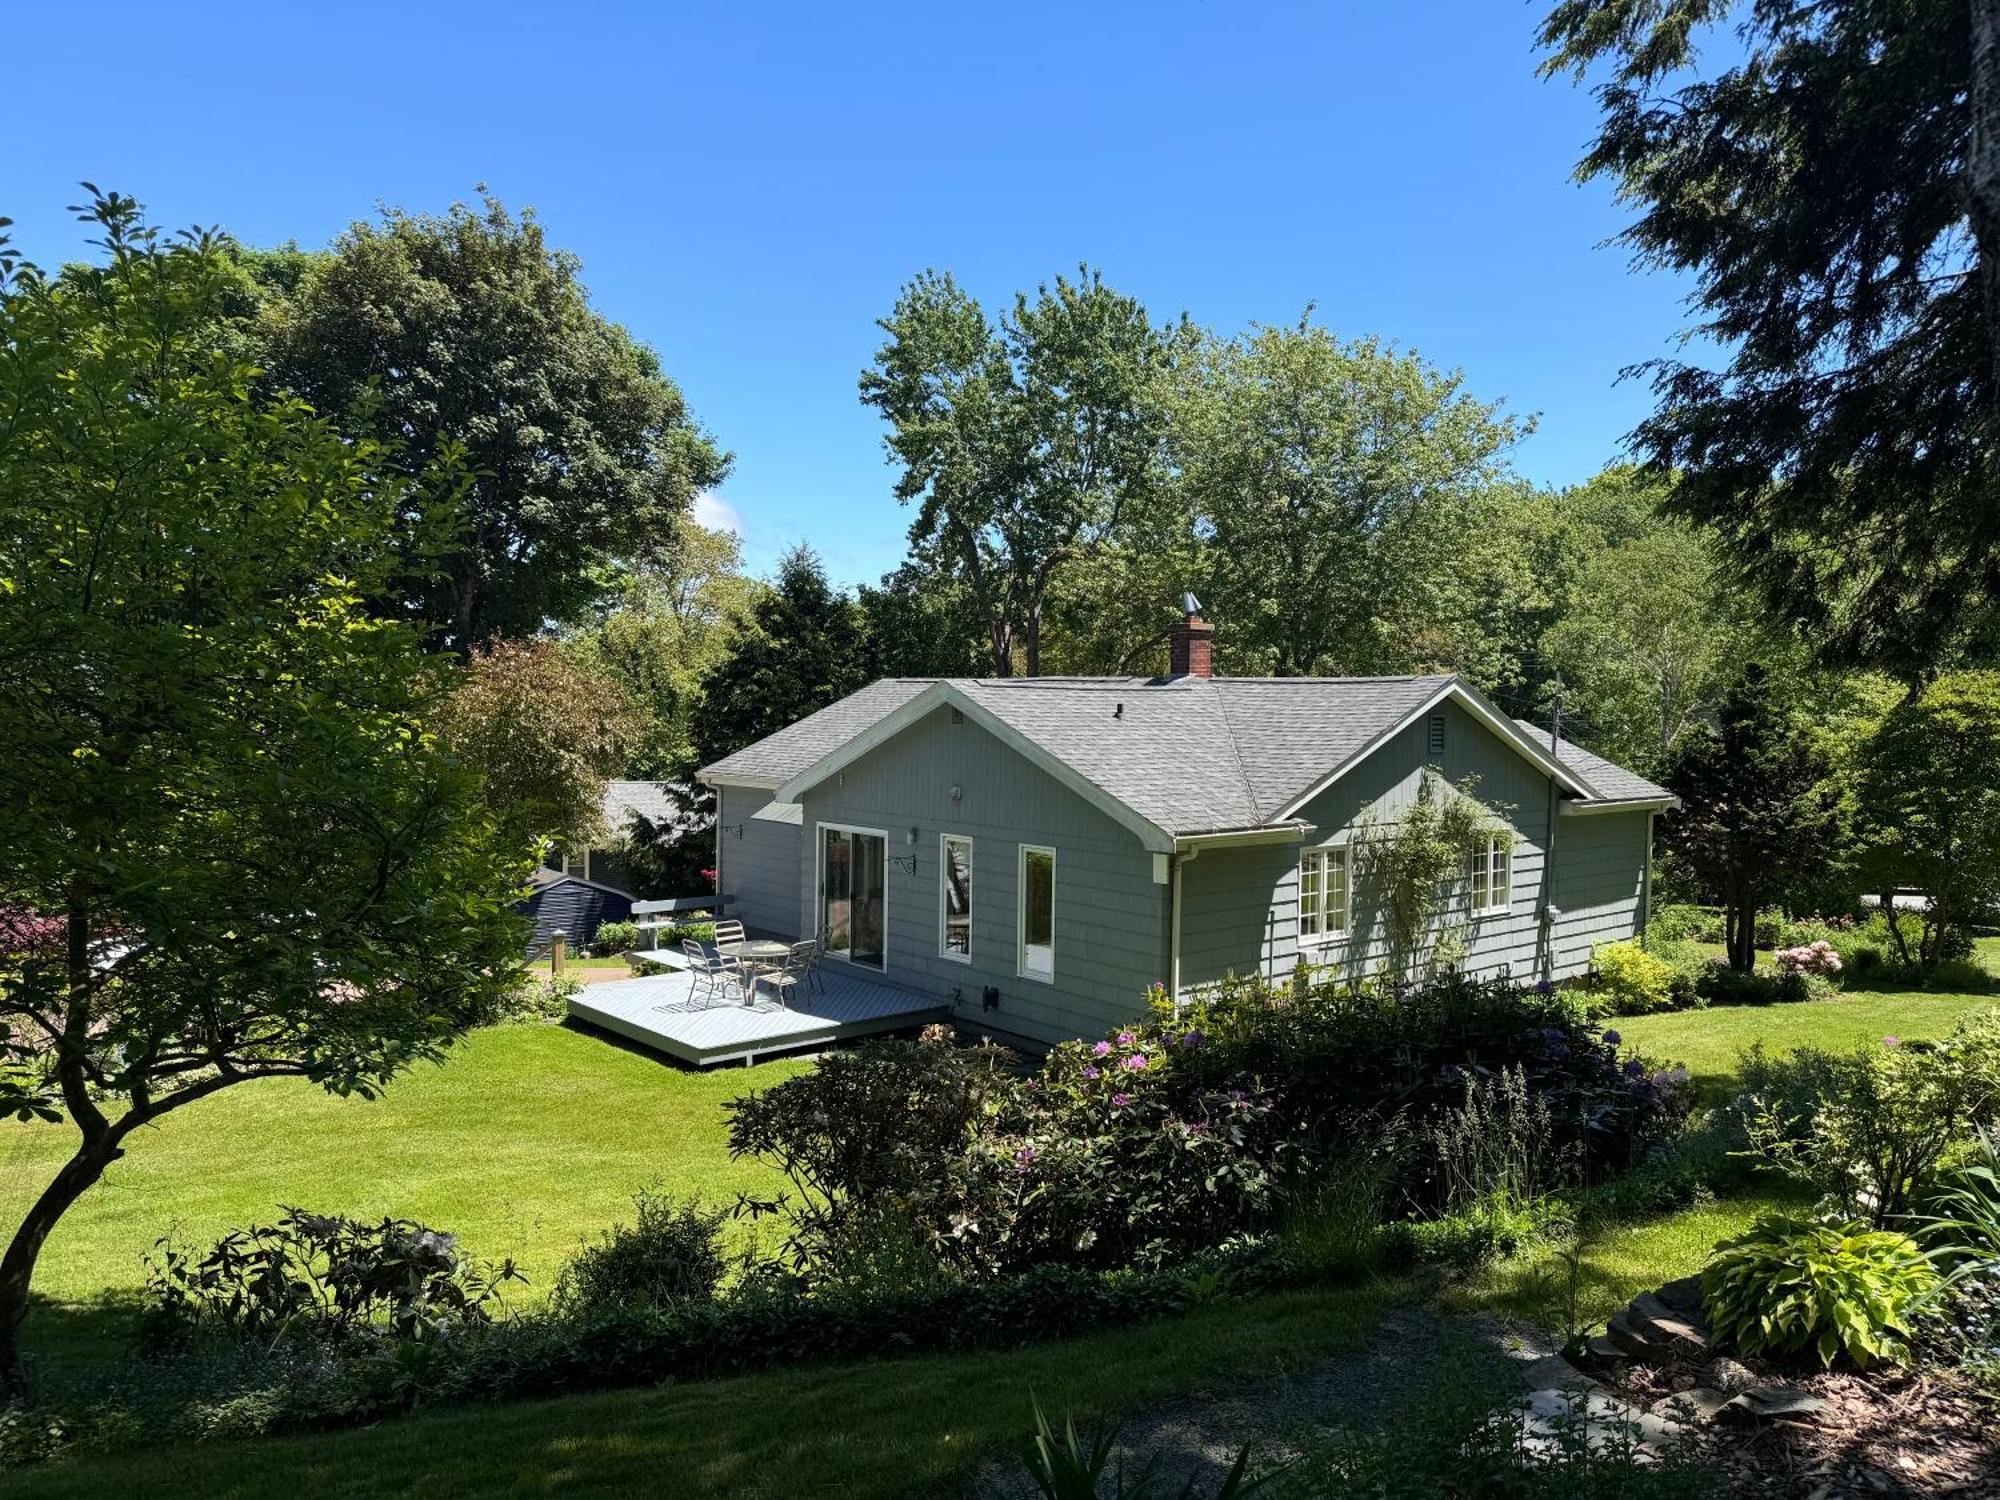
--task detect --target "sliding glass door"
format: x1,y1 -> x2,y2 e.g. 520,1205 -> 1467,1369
820,826 -> 886,969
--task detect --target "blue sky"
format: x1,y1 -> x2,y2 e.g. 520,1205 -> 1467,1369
7,1 -> 1690,586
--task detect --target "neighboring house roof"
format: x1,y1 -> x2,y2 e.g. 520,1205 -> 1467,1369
1510,721 -> 1674,805
597,779 -> 702,846
699,674 -> 1670,848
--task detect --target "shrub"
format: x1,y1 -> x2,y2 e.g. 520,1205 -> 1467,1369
1423,1065 -> 1561,1214
1647,903 -> 1720,944
1703,1212 -> 1940,1367
143,1209 -> 522,1348
1588,939 -> 1676,1015
1775,940 -> 1842,978
1738,1037 -> 1981,1223
552,1191 -> 728,1314
1695,961 -> 1782,1008
590,920 -> 640,956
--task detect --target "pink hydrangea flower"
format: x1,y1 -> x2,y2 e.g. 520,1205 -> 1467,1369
1081,1065 -> 1101,1080
1116,1030 -> 1137,1046
1091,1040 -> 1113,1057
1123,1053 -> 1149,1071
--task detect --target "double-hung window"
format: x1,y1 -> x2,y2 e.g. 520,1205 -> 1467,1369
1298,845 -> 1350,944
940,834 -> 973,960
1469,833 -> 1512,915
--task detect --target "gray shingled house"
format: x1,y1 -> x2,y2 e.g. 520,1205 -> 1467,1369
698,606 -> 1673,1047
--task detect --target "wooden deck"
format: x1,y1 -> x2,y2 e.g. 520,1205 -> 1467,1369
564,967 -> 953,1067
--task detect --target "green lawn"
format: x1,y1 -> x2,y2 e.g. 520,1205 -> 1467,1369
1616,988 -> 1994,1101
1,1279 -> 1406,1500
0,1024 -> 806,1376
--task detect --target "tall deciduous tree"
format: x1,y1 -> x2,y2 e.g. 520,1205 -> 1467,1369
1169,319 -> 1526,677
1540,0 -> 2000,676
0,195 -> 529,1398
1855,672 -> 2000,963
565,518 -> 763,779
253,194 -> 730,652
860,267 -> 1172,675
1658,665 -> 1846,970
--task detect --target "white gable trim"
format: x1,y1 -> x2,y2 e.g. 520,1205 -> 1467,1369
1272,678 -> 1597,822
774,682 -> 1178,853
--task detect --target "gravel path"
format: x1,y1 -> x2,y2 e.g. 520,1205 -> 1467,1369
973,1305 -> 1558,1497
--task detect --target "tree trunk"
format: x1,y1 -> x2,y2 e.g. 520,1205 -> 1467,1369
1880,890 -> 1914,965
1970,0 -> 2000,395
1727,890 -> 1758,972
0,1139 -> 122,1401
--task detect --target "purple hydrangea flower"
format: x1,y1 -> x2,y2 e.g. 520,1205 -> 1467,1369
1535,978 -> 1554,996
1622,1058 -> 1644,1078
1111,1092 -> 1132,1108
1116,1030 -> 1137,1046
1092,1040 -> 1113,1057
1602,1029 -> 1622,1046
1015,1146 -> 1037,1164
1081,1065 -> 1101,1080
1123,1052 -> 1149,1071
1178,1029 -> 1207,1049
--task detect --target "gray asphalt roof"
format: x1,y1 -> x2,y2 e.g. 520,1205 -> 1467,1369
698,675 -> 1669,838
1511,721 -> 1673,804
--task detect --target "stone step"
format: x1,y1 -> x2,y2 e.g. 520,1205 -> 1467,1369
1653,1274 -> 1705,1317
1631,1289 -> 1711,1345
1605,1310 -> 1664,1360
1581,1335 -> 1630,1375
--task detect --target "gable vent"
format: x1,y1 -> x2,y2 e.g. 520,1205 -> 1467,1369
1427,714 -> 1446,758
951,707 -> 964,724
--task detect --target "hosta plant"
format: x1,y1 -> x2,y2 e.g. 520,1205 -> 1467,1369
1703,1212 -> 1940,1368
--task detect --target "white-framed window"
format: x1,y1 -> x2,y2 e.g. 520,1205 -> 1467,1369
1018,844 -> 1055,982
1298,844 -> 1351,944
1469,833 -> 1513,915
940,833 -> 973,961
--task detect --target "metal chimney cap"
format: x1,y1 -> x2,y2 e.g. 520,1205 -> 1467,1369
1181,592 -> 1202,616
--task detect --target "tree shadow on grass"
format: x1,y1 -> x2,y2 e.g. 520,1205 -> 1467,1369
20,1287 -> 148,1392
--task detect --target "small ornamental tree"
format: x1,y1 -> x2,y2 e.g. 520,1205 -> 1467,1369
1659,665 -> 1846,970
0,193 -> 530,1398
434,637 -> 641,855
1854,671 -> 2000,964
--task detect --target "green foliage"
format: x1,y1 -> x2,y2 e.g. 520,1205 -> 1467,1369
252,193 -> 729,650
590,921 -> 641,957
1855,672 -> 2000,965
1919,1126 -> 2000,1271
1737,1033 -> 1988,1224
1539,0 -> 1999,677
1424,1067 -> 1563,1218
1541,468 -> 1765,774
562,519 -> 762,780
0,191 -> 530,1396
1660,665 -> 1847,970
143,1209 -> 523,1348
1018,1397 -> 1269,1500
1168,320 -> 1529,680
1588,939 -> 1679,1015
434,636 -> 639,852
551,1191 -> 728,1315
861,266 -> 1172,676
1351,771 -> 1505,983
1702,1213 -> 1940,1368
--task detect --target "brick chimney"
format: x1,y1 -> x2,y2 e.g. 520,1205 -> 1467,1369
1170,593 -> 1214,678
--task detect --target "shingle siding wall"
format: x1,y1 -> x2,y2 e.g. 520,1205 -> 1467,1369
800,705 -> 1169,1045
1176,700 -> 1650,993
719,784 -> 803,939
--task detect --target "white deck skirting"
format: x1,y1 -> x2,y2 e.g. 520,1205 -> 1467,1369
565,967 -> 952,1066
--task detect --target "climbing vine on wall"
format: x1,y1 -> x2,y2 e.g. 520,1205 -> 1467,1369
1353,768 -> 1509,983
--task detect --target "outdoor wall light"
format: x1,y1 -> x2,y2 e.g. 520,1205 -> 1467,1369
719,823 -> 744,840
948,783 -> 962,802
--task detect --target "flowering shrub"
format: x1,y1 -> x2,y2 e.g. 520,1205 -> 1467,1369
1775,940 -> 1843,978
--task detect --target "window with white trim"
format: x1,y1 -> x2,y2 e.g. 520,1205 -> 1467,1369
1298,845 -> 1350,943
1469,833 -> 1512,915
1018,845 -> 1055,981
940,834 -> 972,960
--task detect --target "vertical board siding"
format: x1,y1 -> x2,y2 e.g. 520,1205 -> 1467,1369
1178,700 -> 1650,994
800,706 -> 1169,1046
720,785 -> 804,939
